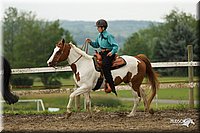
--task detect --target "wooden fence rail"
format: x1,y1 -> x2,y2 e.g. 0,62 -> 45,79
11,61 -> 200,74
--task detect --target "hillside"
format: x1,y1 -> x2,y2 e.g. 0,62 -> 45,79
60,20 -> 158,48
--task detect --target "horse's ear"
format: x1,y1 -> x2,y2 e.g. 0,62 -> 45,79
62,39 -> 65,44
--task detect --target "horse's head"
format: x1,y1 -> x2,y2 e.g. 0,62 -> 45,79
47,39 -> 71,67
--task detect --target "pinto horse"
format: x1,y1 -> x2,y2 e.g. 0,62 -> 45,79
1,56 -> 19,104
47,39 -> 159,118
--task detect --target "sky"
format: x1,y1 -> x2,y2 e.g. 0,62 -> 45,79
1,0 -> 199,22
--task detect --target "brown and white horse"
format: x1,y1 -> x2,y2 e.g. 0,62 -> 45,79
47,39 -> 159,118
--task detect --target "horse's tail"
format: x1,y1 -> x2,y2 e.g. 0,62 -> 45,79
3,57 -> 19,104
137,54 -> 159,110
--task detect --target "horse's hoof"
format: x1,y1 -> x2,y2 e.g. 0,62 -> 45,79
83,114 -> 92,120
65,112 -> 72,119
127,114 -> 135,117
149,108 -> 154,115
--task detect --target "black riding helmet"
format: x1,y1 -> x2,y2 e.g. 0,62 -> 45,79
96,19 -> 108,29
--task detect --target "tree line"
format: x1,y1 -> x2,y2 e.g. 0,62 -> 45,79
3,7 -> 198,87
120,9 -> 198,76
3,7 -> 75,87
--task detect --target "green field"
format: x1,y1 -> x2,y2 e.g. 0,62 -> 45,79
4,76 -> 199,114
3,86 -> 199,114
31,76 -> 199,87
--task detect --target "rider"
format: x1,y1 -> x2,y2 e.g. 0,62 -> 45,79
85,19 -> 119,96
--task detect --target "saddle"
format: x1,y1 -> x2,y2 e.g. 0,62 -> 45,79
92,51 -> 127,72
92,51 -> 126,95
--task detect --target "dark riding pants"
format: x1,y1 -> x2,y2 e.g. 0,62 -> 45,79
100,51 -> 116,94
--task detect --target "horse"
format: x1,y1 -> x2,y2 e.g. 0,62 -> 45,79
47,39 -> 159,118
1,56 -> 19,104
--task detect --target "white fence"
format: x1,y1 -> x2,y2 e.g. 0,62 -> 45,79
11,61 -> 200,74
1,99 -> 45,112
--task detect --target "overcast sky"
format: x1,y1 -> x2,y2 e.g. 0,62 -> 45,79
1,0 -> 199,22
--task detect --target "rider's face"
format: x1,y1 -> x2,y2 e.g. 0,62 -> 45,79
97,26 -> 104,33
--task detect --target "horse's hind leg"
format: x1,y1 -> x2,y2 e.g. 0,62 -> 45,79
127,89 -> 141,117
139,87 -> 149,112
83,92 -> 93,119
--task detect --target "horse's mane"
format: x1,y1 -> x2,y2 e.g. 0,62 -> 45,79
69,42 -> 92,59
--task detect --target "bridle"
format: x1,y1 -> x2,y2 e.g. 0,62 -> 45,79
53,43 -> 66,65
53,42 -> 89,66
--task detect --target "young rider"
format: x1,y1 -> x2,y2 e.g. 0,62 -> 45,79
85,19 -> 119,96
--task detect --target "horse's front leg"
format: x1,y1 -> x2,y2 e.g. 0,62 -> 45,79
66,85 -> 88,118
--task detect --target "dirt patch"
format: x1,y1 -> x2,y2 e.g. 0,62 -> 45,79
2,109 -> 199,133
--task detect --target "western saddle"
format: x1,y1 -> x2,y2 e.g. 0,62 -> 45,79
92,51 -> 126,93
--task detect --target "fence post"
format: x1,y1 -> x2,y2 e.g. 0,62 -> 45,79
187,45 -> 194,108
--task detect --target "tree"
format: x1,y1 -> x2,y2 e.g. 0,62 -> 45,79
154,23 -> 196,61
153,9 -> 197,76
120,22 -> 165,59
3,7 -> 25,64
3,7 -> 75,88
120,32 -> 151,57
159,9 -> 197,60
121,9 -> 197,76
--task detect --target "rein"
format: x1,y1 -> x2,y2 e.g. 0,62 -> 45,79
71,55 -> 83,64
81,42 -> 89,54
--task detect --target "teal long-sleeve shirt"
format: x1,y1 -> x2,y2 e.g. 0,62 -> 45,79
90,30 -> 119,55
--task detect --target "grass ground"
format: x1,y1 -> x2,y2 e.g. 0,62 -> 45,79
4,76 -> 199,114
3,86 -> 199,114
31,76 -> 199,87
115,87 -> 199,100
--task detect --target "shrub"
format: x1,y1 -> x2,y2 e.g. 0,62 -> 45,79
11,75 -> 33,87
45,79 -> 62,89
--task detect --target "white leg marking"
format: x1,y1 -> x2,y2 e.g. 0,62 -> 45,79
127,89 -> 141,117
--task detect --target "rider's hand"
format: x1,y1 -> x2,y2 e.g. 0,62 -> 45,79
85,38 -> 91,43
107,52 -> 112,57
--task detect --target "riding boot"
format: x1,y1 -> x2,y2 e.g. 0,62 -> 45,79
108,81 -> 117,96
104,82 -> 112,93
104,80 -> 117,96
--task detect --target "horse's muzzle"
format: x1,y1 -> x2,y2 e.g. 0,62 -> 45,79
48,62 -> 56,67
